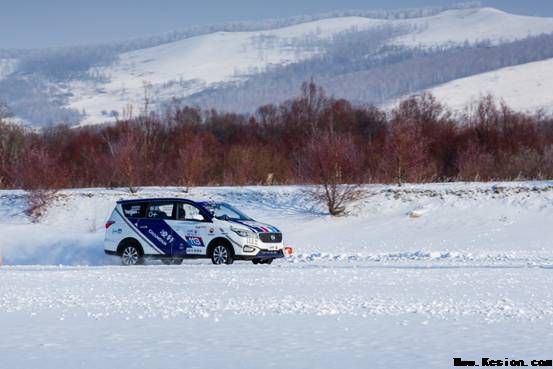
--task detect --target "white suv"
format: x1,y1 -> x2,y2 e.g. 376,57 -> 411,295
104,198 -> 287,265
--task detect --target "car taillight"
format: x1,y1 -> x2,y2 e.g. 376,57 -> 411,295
105,220 -> 116,229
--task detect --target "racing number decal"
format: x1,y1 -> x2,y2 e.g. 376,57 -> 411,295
185,236 -> 205,248
159,229 -> 175,244
136,219 -> 188,256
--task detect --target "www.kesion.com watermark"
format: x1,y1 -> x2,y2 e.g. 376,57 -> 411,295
454,358 -> 552,367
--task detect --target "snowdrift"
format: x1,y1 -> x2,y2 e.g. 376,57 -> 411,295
1,182 -> 552,266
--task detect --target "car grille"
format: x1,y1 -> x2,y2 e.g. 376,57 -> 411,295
259,233 -> 282,243
257,249 -> 284,257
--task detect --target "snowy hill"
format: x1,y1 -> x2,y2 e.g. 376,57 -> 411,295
67,17 -> 384,124
3,6 -> 553,126
394,7 -> 553,46
412,58 -> 553,113
68,7 -> 553,125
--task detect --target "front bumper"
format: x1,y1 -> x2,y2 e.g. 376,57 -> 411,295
237,249 -> 285,261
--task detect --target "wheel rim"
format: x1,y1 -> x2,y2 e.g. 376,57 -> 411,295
122,246 -> 139,265
213,245 -> 228,264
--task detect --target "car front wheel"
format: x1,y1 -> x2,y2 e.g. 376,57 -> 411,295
211,244 -> 234,265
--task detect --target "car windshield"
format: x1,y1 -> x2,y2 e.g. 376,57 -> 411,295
202,202 -> 253,221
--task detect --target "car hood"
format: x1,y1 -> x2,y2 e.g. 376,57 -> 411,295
225,219 -> 280,234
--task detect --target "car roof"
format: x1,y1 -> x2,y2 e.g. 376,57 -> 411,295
197,201 -> 224,206
117,198 -> 201,205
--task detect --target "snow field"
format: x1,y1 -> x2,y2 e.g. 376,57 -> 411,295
1,182 -> 553,368
2,264 -> 553,321
1,182 -> 553,266
1,265 -> 553,369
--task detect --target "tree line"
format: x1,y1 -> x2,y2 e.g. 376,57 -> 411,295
0,82 -> 552,192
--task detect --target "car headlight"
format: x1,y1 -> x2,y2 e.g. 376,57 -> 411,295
231,226 -> 256,238
243,245 -> 256,253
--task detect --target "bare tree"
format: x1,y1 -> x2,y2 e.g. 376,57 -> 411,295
24,189 -> 58,220
383,95 -> 441,186
142,80 -> 153,117
121,103 -> 134,121
384,120 -> 433,186
16,147 -> 65,220
302,127 -> 364,216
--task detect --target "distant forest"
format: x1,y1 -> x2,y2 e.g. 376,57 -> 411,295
1,82 -> 552,191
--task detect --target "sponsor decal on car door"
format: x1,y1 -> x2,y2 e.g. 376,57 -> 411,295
135,218 -> 190,257
171,222 -> 209,256
136,218 -> 177,256
171,202 -> 213,256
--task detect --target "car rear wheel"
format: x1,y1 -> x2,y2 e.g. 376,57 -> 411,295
121,245 -> 144,266
211,244 -> 234,265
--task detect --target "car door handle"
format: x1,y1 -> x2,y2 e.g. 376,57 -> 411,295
139,226 -> 148,229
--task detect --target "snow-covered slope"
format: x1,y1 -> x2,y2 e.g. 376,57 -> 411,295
395,7 -> 553,46
68,17 -> 385,124
2,182 -> 553,266
416,58 -> 553,113
68,7 -> 553,125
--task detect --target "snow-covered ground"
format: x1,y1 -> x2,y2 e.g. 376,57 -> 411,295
417,58 -> 553,114
2,265 -> 553,369
1,182 -> 553,368
2,182 -> 553,265
68,7 -> 553,125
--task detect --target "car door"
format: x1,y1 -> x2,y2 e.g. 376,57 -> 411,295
171,202 -> 213,257
136,201 -> 178,256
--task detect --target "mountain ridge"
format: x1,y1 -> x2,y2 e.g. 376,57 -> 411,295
2,4 -> 553,127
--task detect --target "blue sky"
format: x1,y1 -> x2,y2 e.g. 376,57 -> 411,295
1,0 -> 552,49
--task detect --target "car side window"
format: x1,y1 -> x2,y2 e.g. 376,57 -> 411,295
122,203 -> 146,218
177,203 -> 207,222
146,202 -> 176,220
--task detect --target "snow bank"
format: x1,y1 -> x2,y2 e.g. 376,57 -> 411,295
1,182 -> 552,266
